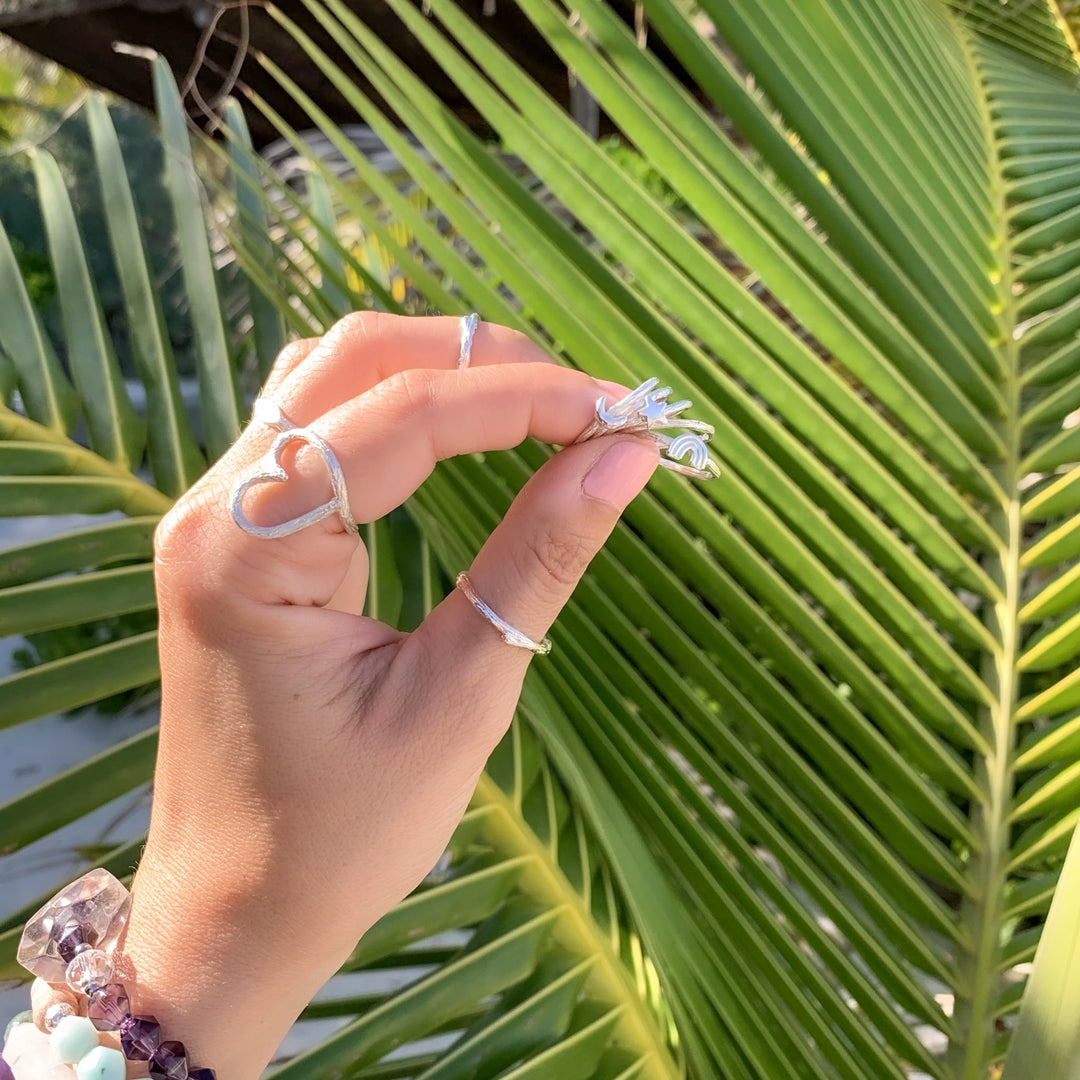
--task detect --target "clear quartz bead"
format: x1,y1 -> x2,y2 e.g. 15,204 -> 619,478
43,1002 -> 74,1032
17,869 -> 131,984
65,948 -> 113,994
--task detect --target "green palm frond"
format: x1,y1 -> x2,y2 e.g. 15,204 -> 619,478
4,0 -> 1080,1077
273,717 -> 682,1080
949,0 -> 1077,71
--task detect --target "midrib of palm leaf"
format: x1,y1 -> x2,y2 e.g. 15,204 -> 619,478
941,25 -> 1028,1078
1046,0 -> 1080,69
957,26 -> 1080,1080
470,770 -> 681,1080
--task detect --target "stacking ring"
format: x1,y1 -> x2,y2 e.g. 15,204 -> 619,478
456,572 -> 553,655
458,313 -> 480,368
230,396 -> 357,539
575,377 -> 719,481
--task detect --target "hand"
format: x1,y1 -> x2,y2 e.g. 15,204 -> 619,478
30,314 -> 658,1079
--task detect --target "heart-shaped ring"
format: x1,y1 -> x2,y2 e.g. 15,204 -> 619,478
230,428 -> 357,539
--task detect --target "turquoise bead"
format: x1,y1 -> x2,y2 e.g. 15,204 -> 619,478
49,1014 -> 99,1063
76,1045 -> 127,1080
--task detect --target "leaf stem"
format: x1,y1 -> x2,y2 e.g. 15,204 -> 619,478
473,772 -> 683,1080
947,26 -> 1025,1080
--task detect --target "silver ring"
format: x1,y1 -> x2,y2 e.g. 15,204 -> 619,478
231,399 -> 356,539
575,377 -> 719,480
455,572 -> 552,655
252,396 -> 297,432
458,313 -> 480,368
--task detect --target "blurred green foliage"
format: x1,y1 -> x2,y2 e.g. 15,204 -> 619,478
12,610 -> 159,714
0,39 -> 200,378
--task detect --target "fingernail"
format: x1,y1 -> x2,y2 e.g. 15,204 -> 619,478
597,379 -> 633,400
583,439 -> 659,509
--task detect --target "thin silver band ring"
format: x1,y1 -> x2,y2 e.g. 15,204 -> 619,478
456,572 -> 552,655
458,313 -> 480,368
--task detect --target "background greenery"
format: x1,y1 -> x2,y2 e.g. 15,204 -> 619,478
2,0 -> 1080,1077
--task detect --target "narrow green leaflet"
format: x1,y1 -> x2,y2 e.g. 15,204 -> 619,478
0,218 -> 78,433
222,98 -> 287,381
1002,824 -> 1080,1080
306,171 -> 352,318
152,57 -> 241,460
32,148 -> 143,469
86,92 -> 204,497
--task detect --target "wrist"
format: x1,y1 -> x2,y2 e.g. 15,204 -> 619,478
118,855 -> 315,1080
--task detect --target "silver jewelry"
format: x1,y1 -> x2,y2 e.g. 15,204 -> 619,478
231,397 -> 356,539
455,572 -> 553,655
44,1001 -> 74,1032
458,313 -> 480,368
252,396 -> 297,432
576,377 -> 719,480
654,433 -> 721,480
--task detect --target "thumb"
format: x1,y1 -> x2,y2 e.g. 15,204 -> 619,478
411,433 -> 658,721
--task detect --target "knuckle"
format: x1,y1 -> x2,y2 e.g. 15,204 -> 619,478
326,309 -> 383,347
272,338 -> 311,371
497,325 -> 544,364
262,337 -> 320,397
521,524 -> 594,591
153,503 -> 192,569
387,367 -> 442,416
153,482 -> 222,596
482,322 -> 554,365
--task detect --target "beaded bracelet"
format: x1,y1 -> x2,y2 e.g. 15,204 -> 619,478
14,869 -> 215,1080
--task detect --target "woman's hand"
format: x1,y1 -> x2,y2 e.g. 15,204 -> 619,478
32,314 -> 657,1078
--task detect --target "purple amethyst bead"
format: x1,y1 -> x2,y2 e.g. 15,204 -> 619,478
87,982 -> 131,1031
55,921 -> 93,963
120,1015 -> 162,1060
189,1070 -> 216,1080
149,1040 -> 190,1080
